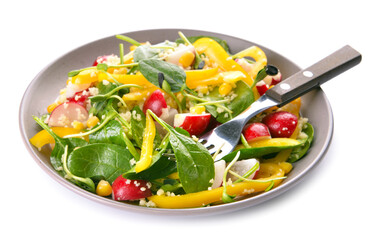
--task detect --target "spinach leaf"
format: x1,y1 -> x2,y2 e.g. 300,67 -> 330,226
133,45 -> 159,62
67,143 -> 133,183
205,80 -> 255,123
130,106 -> 146,147
124,155 -> 177,181
89,119 -> 126,146
222,141 -> 302,162
139,59 -> 186,92
149,111 -> 214,193
33,116 -> 88,176
288,123 -> 314,163
175,35 -> 230,53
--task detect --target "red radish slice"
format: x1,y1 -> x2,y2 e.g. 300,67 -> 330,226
212,160 -> 226,189
243,123 -> 271,143
262,111 -> 298,138
166,45 -> 195,66
67,90 -> 90,107
48,102 -> 89,127
143,90 -> 167,117
226,159 -> 260,182
112,175 -> 152,201
174,113 -> 211,136
92,54 -> 114,66
271,72 -> 282,85
256,81 -> 269,96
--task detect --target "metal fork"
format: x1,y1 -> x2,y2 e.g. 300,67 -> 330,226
199,45 -> 361,160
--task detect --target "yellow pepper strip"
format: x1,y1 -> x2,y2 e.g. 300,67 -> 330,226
148,163 -> 284,208
232,46 -> 267,79
277,97 -> 302,117
29,127 -> 87,150
186,71 -> 245,89
135,110 -> 156,173
193,38 -> 259,98
122,86 -> 158,102
99,72 -> 153,87
249,138 -> 300,148
70,69 -> 99,85
185,67 -> 218,82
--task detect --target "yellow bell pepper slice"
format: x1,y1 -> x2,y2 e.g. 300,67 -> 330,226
135,110 -> 156,173
148,163 -> 285,208
70,69 -> 99,85
30,127 -> 87,150
232,46 -> 267,79
193,38 -> 253,85
185,67 -> 218,82
185,71 -> 246,89
249,138 -> 300,148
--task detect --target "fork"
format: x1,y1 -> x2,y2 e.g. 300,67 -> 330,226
199,45 -> 361,160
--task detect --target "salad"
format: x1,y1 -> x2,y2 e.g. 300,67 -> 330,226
29,32 -> 314,208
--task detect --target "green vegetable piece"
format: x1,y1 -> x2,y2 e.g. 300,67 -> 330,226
149,110 -> 214,193
89,120 -> 126,146
133,45 -> 159,62
222,142 -> 302,162
67,143 -> 133,183
33,116 -> 88,176
205,81 -> 255,123
130,106 -> 146,147
287,123 -> 314,163
139,59 -> 186,92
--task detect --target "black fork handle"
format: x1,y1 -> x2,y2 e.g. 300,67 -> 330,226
265,45 -> 362,106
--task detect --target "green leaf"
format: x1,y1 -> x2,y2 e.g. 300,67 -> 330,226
149,111 -> 214,193
133,45 -> 159,62
32,116 -> 88,176
130,106 -> 146,147
96,63 -> 108,71
222,141 -> 302,162
67,143 -> 133,183
287,123 -> 315,163
139,59 -> 186,92
205,81 -> 255,123
89,120 -> 126,146
175,35 -> 230,53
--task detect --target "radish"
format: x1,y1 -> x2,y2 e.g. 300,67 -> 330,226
212,160 -> 226,189
112,175 -> 152,201
143,90 -> 167,117
165,45 -> 195,66
92,54 -> 115,66
262,111 -> 298,138
48,102 -> 89,127
271,72 -> 282,85
243,123 -> 271,143
256,81 -> 269,96
227,159 -> 260,182
174,113 -> 211,136
67,90 -> 90,107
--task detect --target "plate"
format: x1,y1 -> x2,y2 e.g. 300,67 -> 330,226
19,29 -> 333,215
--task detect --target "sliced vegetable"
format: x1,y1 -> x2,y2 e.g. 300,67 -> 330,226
173,113 -> 211,136
243,123 -> 271,143
262,111 -> 298,138
48,102 -> 89,128
112,175 -> 152,201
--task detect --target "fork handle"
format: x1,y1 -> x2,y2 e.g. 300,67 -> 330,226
265,45 -> 362,106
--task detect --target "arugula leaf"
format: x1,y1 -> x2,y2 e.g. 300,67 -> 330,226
89,120 -> 126,146
175,35 -> 230,53
67,143 -> 133,183
205,81 -> 255,123
130,106 -> 146,147
287,123 -> 314,163
133,45 -> 159,62
222,141 -> 302,162
149,110 -> 214,193
139,59 -> 186,92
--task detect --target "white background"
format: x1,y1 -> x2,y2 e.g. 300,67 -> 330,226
2,0 -> 371,239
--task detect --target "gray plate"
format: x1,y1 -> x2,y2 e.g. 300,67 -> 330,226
19,29 -> 333,216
